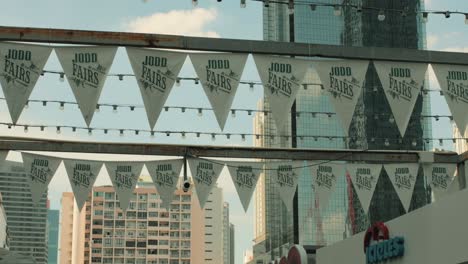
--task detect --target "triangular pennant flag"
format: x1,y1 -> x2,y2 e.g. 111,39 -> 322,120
314,60 -> 369,135
105,162 -> 144,211
21,153 -> 61,204
347,163 -> 382,214
423,163 -> 457,198
0,43 -> 52,124
432,64 -> 468,135
226,161 -> 263,212
190,53 -> 248,130
127,48 -> 187,129
63,159 -> 103,211
268,161 -> 302,211
374,61 -> 428,136
253,55 -> 309,133
310,162 -> 343,210
55,46 -> 117,126
0,151 -> 8,165
146,159 -> 184,210
384,163 -> 419,212
187,158 -> 224,209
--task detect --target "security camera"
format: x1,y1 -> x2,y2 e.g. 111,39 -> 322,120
182,180 -> 191,193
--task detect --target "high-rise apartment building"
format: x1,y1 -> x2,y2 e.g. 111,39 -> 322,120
0,193 -> 9,252
222,202 -> 235,264
0,160 -> 48,263
60,182 -> 230,264
254,0 -> 433,261
229,223 -> 235,264
48,210 -> 60,264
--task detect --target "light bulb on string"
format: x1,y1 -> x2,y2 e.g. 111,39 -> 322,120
198,108 -> 203,117
240,0 -> 246,8
113,105 -> 118,113
166,132 -> 170,137
231,110 -> 236,118
24,101 -> 29,109
226,134 -> 231,139
118,74 -> 124,81
389,116 -> 395,123
211,133 -> 216,141
88,129 -> 93,136
24,126 -> 28,133
439,138 -> 443,146
95,104 -> 100,112
465,14 -> 468,24
194,78 -> 199,85
42,101 -> 47,106
56,126 -> 61,134
104,129 -> 108,134
59,102 -> 65,110
412,139 -> 417,147
181,132 -> 186,139
241,134 -> 246,142
422,12 -> 428,23
40,126 -> 44,131
120,130 -> 124,137
249,83 -> 254,92
176,78 -> 181,87
384,138 -> 390,147
196,132 -> 200,138
150,131 -> 155,138
378,10 -> 386,21
59,73 -> 65,82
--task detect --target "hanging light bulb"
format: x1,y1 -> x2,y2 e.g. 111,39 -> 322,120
389,116 -> 395,123
59,102 -> 65,110
24,126 -> 28,133
256,134 -> 260,140
226,134 -> 231,139
378,10 -> 386,21
130,106 -> 135,111
247,110 -> 252,116
241,134 -> 246,141
314,137 -> 318,141
113,105 -> 118,113
135,130 -> 140,135
249,82 -> 254,92
452,138 -> 457,143
240,0 -> 246,8
384,138 -> 390,146
118,74 -> 124,81
104,129 -> 108,134
194,78 -> 199,85
166,132 -> 170,137
356,3 -> 362,13
181,107 -> 186,113
333,5 -> 342,16
439,138 -> 443,146
412,139 -> 417,147
88,129 -> 93,136
231,110 -> 236,118
95,104 -> 100,112
302,84 -> 307,90
176,78 -> 181,87
120,130 -> 124,137
310,4 -> 316,11
465,14 -> 468,25
434,115 -> 440,121
7,124 -> 11,129
59,73 -> 65,82
150,131 -> 155,138
196,132 -> 201,138
165,107 -> 169,112
72,127 -> 76,132
181,132 -> 186,139
40,126 -> 45,131
192,0 -> 198,7
198,108 -> 203,117
24,101 -> 29,109
288,0 -> 294,15
422,12 -> 429,23
56,126 -> 61,134
42,101 -> 47,106
445,11 -> 451,19
211,133 -> 216,141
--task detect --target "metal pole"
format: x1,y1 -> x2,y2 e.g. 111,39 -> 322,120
1,26 -> 468,65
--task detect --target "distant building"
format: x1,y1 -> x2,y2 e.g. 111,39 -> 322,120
222,202 -> 235,264
59,181 -> 228,264
229,223 -> 235,264
47,210 -> 60,264
0,161 -> 48,263
0,193 -> 9,252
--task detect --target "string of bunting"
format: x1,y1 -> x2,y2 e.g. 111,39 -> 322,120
1,42 -> 467,138
8,150 -> 460,215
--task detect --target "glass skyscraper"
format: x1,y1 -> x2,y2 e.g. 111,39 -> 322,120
254,0 -> 432,261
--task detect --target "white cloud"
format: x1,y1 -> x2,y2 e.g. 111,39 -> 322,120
124,8 -> 220,38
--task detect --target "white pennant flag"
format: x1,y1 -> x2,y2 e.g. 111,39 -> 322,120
226,161 -> 263,212
314,60 -> 369,135
190,53 -> 248,130
423,163 -> 457,198
432,64 -> 468,135
146,159 -> 184,210
64,159 -> 103,211
384,163 -> 419,212
347,164 -> 382,214
127,48 -> 187,129
268,161 -> 302,211
253,55 -> 309,133
0,151 -> 8,165
188,159 -> 224,209
374,61 -> 428,136
0,43 -> 52,124
21,153 -> 61,204
310,162 -> 343,210
105,162 -> 144,211
55,46 -> 117,126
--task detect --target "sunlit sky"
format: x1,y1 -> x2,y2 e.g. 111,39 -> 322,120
1,0 -> 467,263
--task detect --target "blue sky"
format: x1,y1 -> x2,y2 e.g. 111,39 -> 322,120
0,1 -> 467,263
